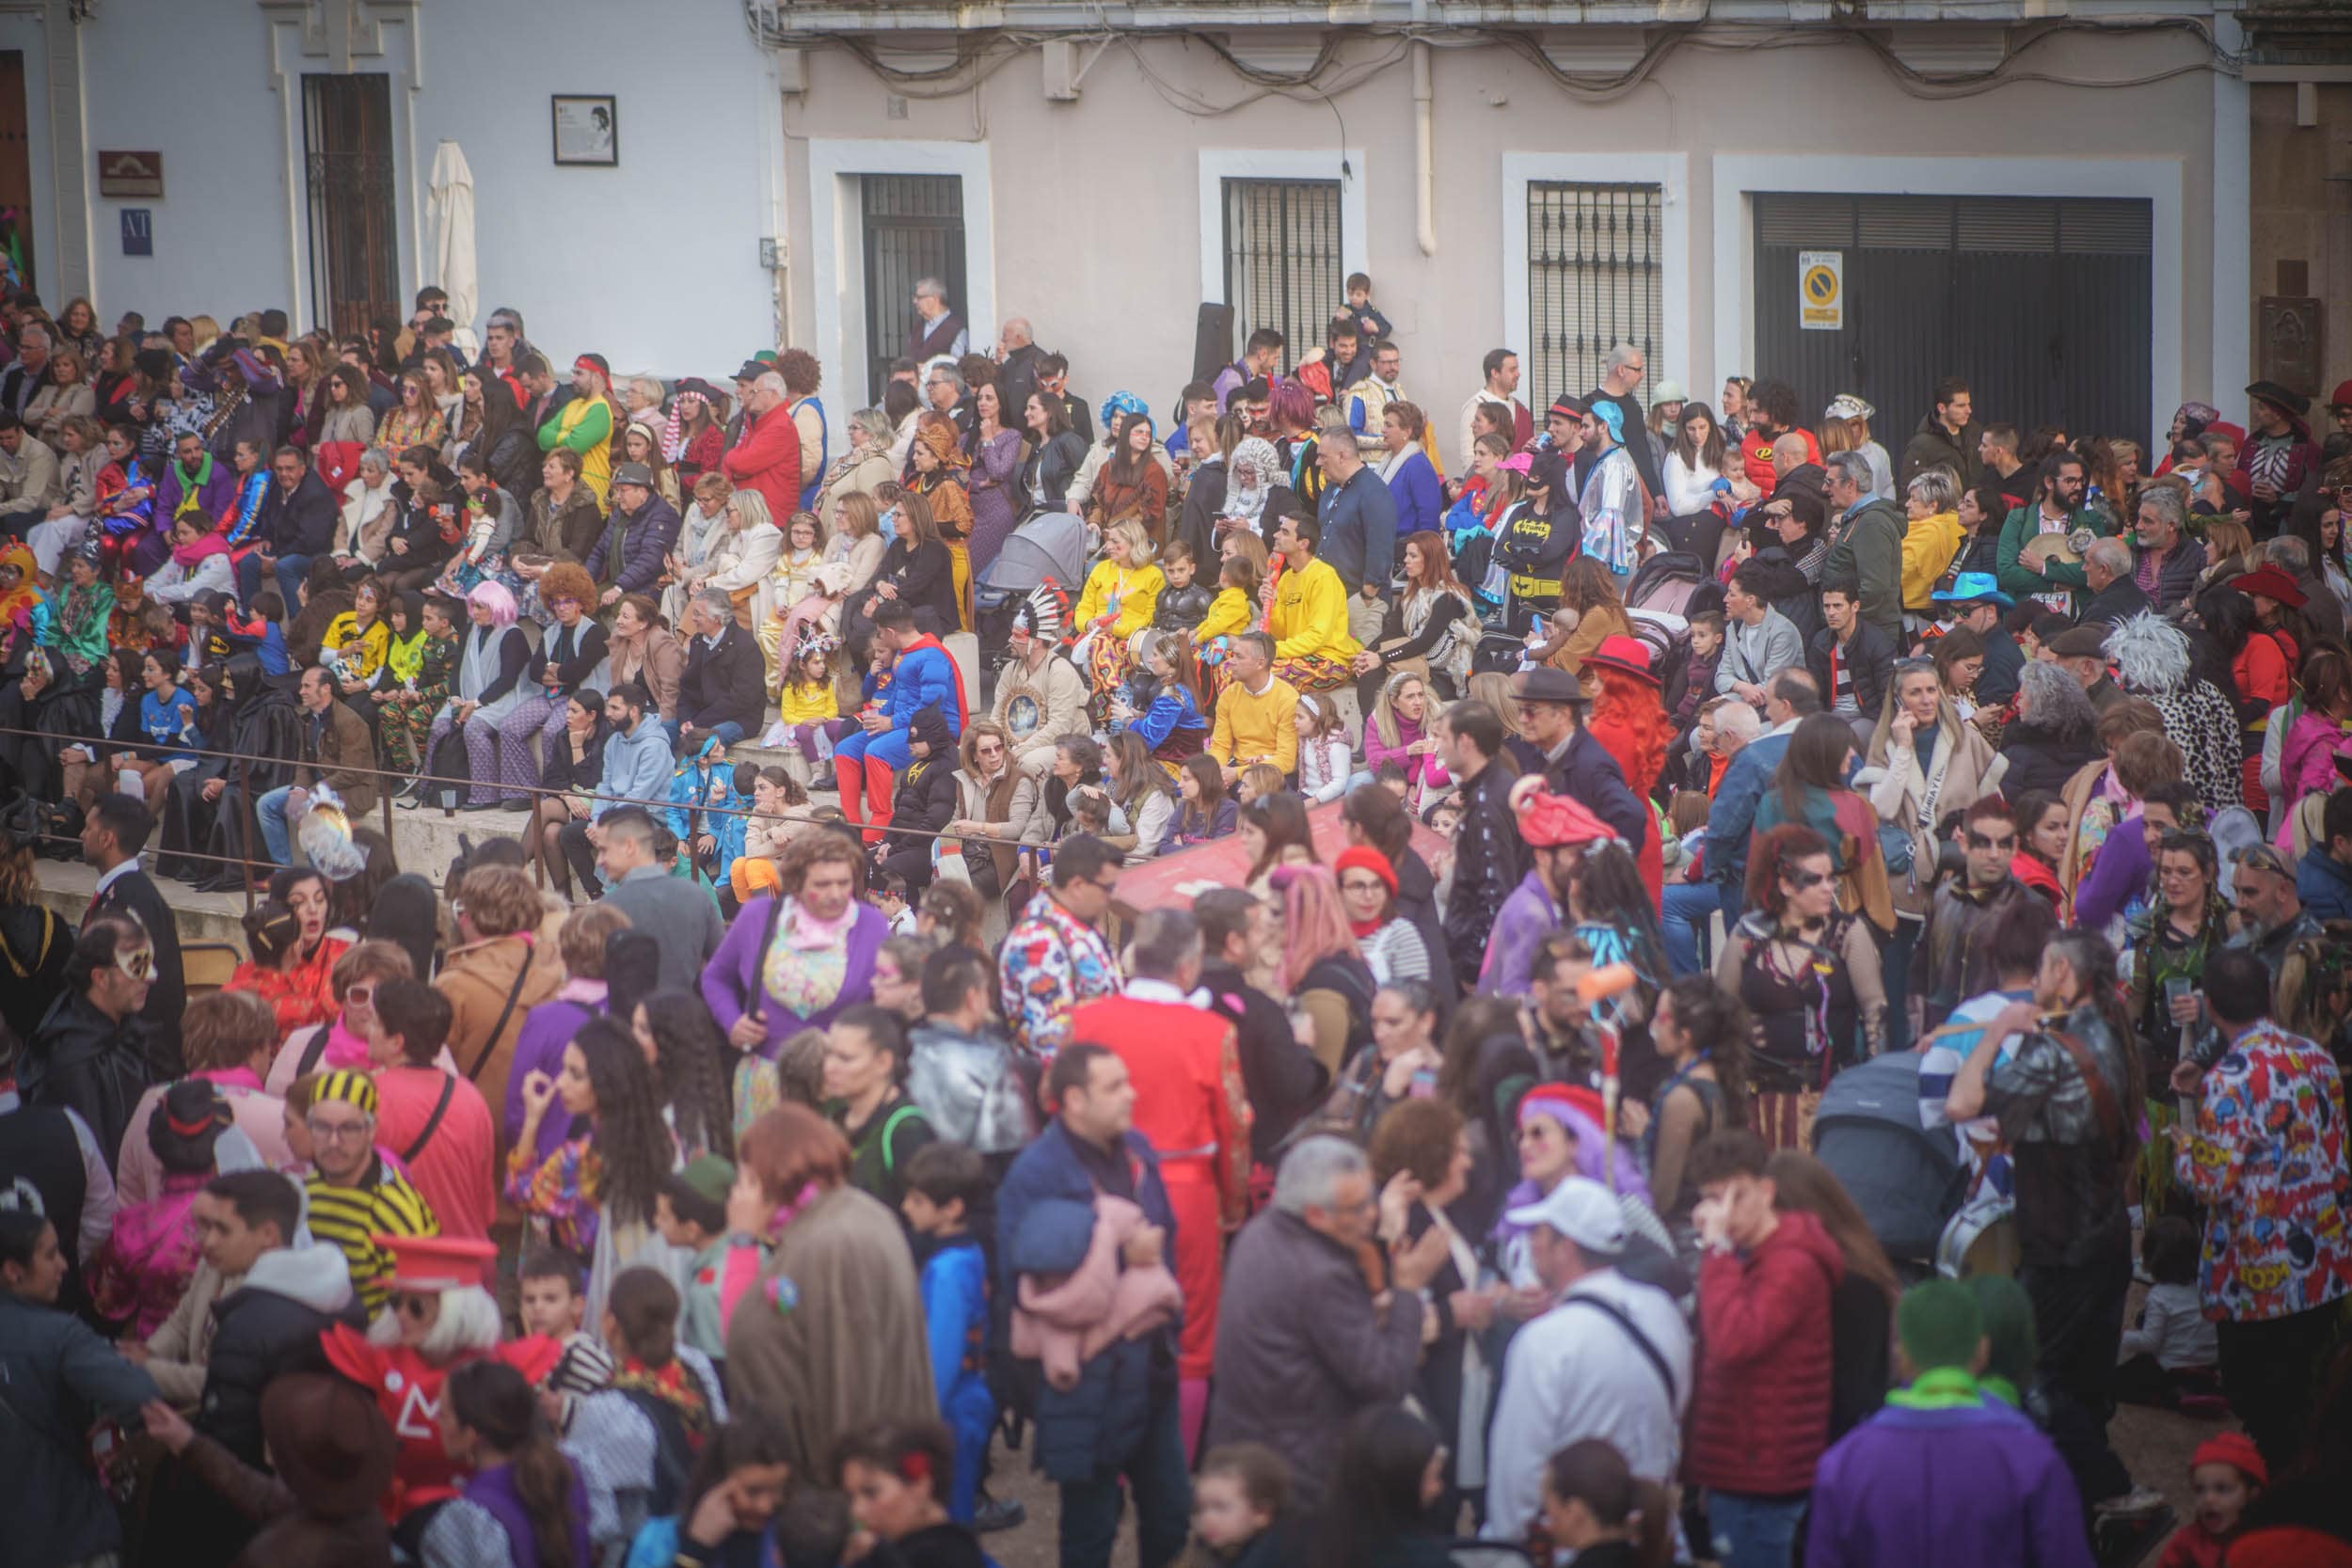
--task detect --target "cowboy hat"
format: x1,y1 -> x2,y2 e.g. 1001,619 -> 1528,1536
2229,564 -> 2307,610
1931,571 -> 2014,609
1581,634 -> 1661,687
258,1373 -> 398,1520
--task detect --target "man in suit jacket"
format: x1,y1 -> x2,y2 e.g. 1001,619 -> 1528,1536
78,792 -> 184,1078
253,667 -> 376,873
676,589 -> 767,752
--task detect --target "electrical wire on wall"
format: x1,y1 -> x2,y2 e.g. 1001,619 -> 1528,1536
741,0 -> 2242,110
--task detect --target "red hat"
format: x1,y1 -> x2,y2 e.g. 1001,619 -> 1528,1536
1332,846 -> 1398,896
2230,564 -> 2307,610
2190,1431 -> 2268,1488
2332,379 -> 2352,413
376,1234 -> 498,1293
1509,776 -> 1614,848
1518,1082 -> 1607,1132
1582,634 -> 1661,687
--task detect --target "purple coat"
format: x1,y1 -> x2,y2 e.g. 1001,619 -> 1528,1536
503,993 -> 607,1163
1804,1396 -> 2092,1568
1479,870 -> 1562,998
2072,809 -> 2151,934
159,455 -> 238,532
698,898 -> 889,1055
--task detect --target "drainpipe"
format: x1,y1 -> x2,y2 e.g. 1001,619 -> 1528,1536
1413,36 -> 1436,258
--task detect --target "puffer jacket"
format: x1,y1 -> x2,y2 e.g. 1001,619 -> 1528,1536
199,1244 -> 365,1464
2136,535 -> 2210,614
1688,1207 -> 1847,1496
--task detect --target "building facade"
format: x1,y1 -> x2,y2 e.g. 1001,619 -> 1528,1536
4,0 -> 2344,454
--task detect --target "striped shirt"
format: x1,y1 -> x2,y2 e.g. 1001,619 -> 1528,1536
304,1156 -> 437,1314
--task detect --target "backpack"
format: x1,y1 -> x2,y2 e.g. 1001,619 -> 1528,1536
614,1364 -> 713,1518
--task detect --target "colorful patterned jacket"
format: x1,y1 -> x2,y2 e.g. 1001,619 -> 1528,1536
2175,1019 -> 2352,1323
996,888 -> 1122,1058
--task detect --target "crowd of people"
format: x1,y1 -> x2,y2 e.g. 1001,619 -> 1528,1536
4,276 -> 2352,1568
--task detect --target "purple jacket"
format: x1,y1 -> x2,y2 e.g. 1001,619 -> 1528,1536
2072,809 -> 2151,934
159,455 -> 237,532
503,992 -> 607,1163
1479,870 -> 1562,998
1805,1393 -> 2092,1568
698,898 -> 888,1055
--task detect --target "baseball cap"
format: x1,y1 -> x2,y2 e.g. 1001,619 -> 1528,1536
1503,1176 -> 1627,1256
611,462 -> 656,489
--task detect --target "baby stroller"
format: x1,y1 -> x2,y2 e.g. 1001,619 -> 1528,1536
1624,550 -> 1713,619
975,511 -> 1089,671
1811,1051 -> 1969,1275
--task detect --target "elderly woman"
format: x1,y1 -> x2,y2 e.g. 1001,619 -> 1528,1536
701,832 -> 891,1058
817,406 -> 896,538
334,446 -> 398,574
1899,467 -> 1963,617
2001,657 -> 2103,798
946,719 -> 1041,912
721,1105 -> 937,1478
664,471 -> 736,627
690,488 -> 785,667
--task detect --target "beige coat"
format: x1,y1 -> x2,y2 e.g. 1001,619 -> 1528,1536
1858,714 -> 2009,918
141,1260 -> 240,1405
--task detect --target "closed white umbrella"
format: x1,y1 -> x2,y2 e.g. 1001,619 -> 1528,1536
427,139 -> 479,353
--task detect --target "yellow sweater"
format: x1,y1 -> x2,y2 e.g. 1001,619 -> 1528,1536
1269,558 -> 1361,663
1192,586 -> 1252,645
1901,511 -> 1963,610
1074,560 -> 1164,641
778,678 -> 837,725
1211,674 -> 1301,776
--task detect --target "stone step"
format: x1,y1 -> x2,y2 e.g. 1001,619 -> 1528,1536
33,856 -> 255,950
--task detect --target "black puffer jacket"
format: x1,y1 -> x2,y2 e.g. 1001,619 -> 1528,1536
199,1251 -> 367,1464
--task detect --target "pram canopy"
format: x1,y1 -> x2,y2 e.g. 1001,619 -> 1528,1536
977,511 -> 1089,601
1811,1051 -> 1968,1264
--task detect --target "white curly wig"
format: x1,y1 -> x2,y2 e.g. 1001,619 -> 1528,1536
367,1283 -> 503,1364
2105,610 -> 2189,694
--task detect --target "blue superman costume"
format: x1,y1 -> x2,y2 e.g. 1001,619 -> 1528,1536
834,627 -> 968,839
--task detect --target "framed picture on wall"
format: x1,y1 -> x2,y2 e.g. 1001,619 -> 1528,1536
550,96 -> 618,167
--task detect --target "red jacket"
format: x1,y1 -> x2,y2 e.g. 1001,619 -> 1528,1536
721,400 -> 803,527
1689,1207 -> 1845,1495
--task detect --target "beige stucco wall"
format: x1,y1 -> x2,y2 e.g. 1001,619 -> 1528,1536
2250,80 -> 2352,390
780,24 -> 2220,439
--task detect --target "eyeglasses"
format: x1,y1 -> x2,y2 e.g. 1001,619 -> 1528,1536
305,1116 -> 371,1143
1089,876 -> 1120,895
1340,878 -> 1390,895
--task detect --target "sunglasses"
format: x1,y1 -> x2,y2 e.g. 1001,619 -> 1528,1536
2229,845 -> 2289,877
391,1292 -> 436,1321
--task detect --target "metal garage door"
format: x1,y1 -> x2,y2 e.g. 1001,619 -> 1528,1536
1753,194 -> 2152,450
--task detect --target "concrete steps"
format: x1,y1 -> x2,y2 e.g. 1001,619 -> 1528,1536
33,857 -> 255,948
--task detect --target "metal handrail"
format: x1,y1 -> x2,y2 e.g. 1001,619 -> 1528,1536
2,717 -> 1057,914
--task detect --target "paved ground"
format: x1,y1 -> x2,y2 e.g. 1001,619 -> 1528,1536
967,1283 -> 2230,1568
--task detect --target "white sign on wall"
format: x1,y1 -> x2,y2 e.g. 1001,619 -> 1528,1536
1799,249 -> 1844,331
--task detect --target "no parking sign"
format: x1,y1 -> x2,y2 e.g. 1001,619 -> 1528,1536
1800,249 -> 1843,330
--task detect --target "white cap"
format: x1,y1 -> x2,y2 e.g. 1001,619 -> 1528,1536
1503,1176 -> 1627,1256
1649,379 -> 1686,404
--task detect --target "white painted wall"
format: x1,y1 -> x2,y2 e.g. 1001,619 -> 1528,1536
66,0 -> 779,376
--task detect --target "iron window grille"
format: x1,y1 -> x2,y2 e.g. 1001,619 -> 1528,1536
1528,182 -> 1662,408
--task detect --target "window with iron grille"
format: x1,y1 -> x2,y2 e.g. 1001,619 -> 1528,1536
1224,179 -> 1343,368
1528,182 -> 1661,407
